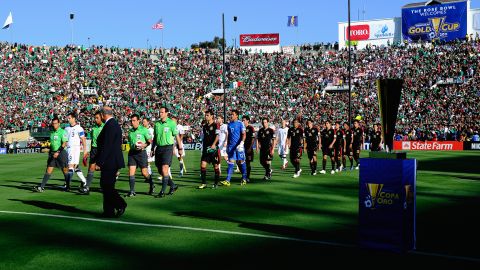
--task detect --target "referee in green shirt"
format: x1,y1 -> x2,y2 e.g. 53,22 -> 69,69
126,114 -> 154,197
34,116 -> 69,192
151,106 -> 184,197
80,111 -> 104,194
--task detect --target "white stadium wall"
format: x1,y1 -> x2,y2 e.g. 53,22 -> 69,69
469,8 -> 480,36
338,18 -> 402,49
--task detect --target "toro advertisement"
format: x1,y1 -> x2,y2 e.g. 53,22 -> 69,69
402,0 -> 467,42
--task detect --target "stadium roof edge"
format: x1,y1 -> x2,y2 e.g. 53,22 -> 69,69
402,0 -> 466,9
337,17 -> 400,24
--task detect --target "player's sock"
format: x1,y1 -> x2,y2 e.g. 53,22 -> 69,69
283,158 -> 287,166
160,176 -> 168,193
65,169 -> 74,188
214,167 -> 220,185
200,168 -> 207,184
168,177 -> 176,189
322,159 -> 327,170
246,162 -> 251,179
86,171 -> 94,188
147,165 -> 152,176
241,162 -> 247,180
266,163 -> 272,176
40,173 -> 51,188
168,167 -> 172,178
179,159 -> 184,173
129,176 -> 135,193
226,162 -> 234,181
342,157 -> 346,168
75,168 -> 87,184
331,159 -> 336,171
313,161 -> 317,172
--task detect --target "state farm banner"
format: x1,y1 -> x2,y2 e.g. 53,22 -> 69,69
240,33 -> 280,46
393,141 -> 463,151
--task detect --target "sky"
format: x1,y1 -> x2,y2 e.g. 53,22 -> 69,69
0,0 -> 479,48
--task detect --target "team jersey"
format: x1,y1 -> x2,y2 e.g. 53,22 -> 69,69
227,120 -> 246,148
145,127 -> 154,152
344,129 -> 353,146
202,122 -> 219,148
288,126 -> 304,148
176,124 -> 185,135
65,124 -> 85,147
371,130 -> 382,144
322,128 -> 336,147
335,128 -> 345,148
128,125 -> 152,149
50,128 -> 68,152
353,127 -> 364,145
257,127 -> 276,149
218,123 -> 228,147
276,127 -> 289,146
304,127 -> 320,149
153,118 -> 178,146
245,125 -> 256,151
90,123 -> 104,148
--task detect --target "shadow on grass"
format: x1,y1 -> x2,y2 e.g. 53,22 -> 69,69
8,199 -> 98,217
418,155 -> 480,175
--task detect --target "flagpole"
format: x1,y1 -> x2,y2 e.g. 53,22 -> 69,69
161,17 -> 164,49
222,13 -> 226,121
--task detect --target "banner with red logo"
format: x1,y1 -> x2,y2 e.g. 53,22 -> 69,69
240,33 -> 280,46
346,24 -> 370,41
393,141 -> 463,151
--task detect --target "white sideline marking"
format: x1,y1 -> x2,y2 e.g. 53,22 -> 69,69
1,210 -> 479,263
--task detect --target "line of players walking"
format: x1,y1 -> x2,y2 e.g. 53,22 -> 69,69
34,108 -> 382,196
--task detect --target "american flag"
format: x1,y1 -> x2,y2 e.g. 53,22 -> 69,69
152,19 -> 164,30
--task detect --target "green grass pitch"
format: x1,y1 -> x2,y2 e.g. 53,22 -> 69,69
0,150 -> 479,269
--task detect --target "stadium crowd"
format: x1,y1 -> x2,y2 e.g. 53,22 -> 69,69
0,39 -> 479,142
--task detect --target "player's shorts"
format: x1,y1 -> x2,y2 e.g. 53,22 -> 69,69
218,142 -> 228,157
67,146 -> 81,165
47,150 -> 68,169
278,144 -> 288,158
370,143 -> 381,152
290,147 -> 303,160
155,145 -> 174,167
306,147 -> 318,160
322,147 -> 334,157
353,143 -> 361,154
260,147 -> 273,163
227,146 -> 245,161
89,147 -> 98,164
174,145 -> 186,158
128,150 -> 148,168
201,148 -> 220,164
345,144 -> 353,156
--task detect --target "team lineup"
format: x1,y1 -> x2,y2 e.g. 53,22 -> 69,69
32,106 -> 383,217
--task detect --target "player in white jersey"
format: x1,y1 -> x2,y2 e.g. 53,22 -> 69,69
275,119 -> 289,170
171,116 -> 186,177
216,115 -> 229,174
143,117 -> 155,177
64,112 -> 88,189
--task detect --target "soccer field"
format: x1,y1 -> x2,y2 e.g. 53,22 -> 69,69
0,151 -> 479,269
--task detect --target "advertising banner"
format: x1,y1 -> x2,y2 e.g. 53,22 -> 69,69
359,158 -> 416,252
402,1 -> 467,42
393,141 -> 463,151
13,147 -> 42,154
345,20 -> 396,41
240,33 -> 280,46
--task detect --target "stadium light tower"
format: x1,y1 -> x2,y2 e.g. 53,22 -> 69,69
348,0 -> 352,126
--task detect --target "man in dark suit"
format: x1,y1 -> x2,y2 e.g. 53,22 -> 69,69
95,106 -> 126,218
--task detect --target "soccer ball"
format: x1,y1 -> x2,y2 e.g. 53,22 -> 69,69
136,141 -> 143,150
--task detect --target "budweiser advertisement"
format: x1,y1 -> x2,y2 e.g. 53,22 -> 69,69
240,33 -> 280,46
393,141 -> 463,151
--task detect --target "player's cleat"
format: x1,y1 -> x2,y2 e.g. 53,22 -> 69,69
63,184 -> 71,192
211,184 -> 218,189
311,171 -> 317,176
342,167 -> 347,172
339,165 -> 344,171
156,191 -> 165,198
320,170 -> 326,174
330,170 -> 335,175
219,180 -> 231,187
158,176 -> 163,181
240,179 -> 247,186
293,172 -> 300,178
125,192 -> 136,197
350,166 -> 354,171
79,181 -> 86,189
197,184 -> 207,189
33,186 -> 44,193
355,165 -> 360,170
335,169 -> 339,173
179,169 -> 184,177
167,185 -> 178,195
79,187 -> 90,195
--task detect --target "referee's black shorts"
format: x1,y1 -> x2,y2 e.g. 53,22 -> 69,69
155,145 -> 174,167
47,150 -> 68,169
89,147 -> 98,164
128,149 -> 148,168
